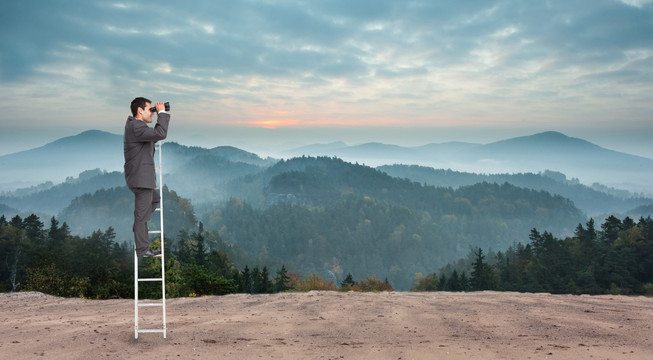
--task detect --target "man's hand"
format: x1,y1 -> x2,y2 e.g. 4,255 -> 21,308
155,102 -> 165,113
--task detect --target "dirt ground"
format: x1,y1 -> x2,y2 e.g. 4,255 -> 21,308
1,291 -> 651,359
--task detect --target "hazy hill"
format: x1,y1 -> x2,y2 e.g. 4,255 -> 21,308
0,169 -> 125,214
282,131 -> 653,195
0,203 -> 18,215
163,142 -> 275,173
58,185 -> 197,244
205,156 -> 586,290
165,154 -> 266,204
0,130 -> 275,191
0,130 -> 123,190
47,154 -> 588,289
378,165 -> 653,217
475,132 -> 652,176
3,130 -> 650,222
3,129 -> 651,196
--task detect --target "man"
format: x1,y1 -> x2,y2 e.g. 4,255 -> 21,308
124,97 -> 170,257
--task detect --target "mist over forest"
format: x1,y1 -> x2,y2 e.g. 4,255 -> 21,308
1,130 -> 653,291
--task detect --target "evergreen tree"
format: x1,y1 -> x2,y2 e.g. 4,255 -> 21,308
10,215 -> 22,228
47,217 -> 59,242
258,266 -> 273,293
459,271 -> 470,291
193,222 -> 207,266
206,249 -> 235,279
471,248 -> 486,290
251,266 -> 261,293
438,273 -> 447,291
240,266 -> 252,293
575,219 -> 598,266
470,248 -> 498,290
23,214 -> 45,244
447,270 -> 460,291
529,228 -> 544,256
600,215 -> 622,245
175,229 -> 193,265
340,272 -> 356,288
275,265 -> 292,292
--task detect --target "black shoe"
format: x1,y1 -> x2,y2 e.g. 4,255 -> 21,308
139,249 -> 161,257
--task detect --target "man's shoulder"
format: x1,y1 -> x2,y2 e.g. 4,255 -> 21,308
125,116 -> 147,130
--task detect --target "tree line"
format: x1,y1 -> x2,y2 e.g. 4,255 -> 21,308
415,216 -> 653,295
0,214 -> 392,299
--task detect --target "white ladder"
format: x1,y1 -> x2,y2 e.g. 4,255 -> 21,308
134,141 -> 167,339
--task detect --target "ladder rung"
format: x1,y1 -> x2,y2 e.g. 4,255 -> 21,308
138,329 -> 165,334
148,230 -> 161,234
138,278 -> 163,282
138,303 -> 163,307
135,253 -> 162,258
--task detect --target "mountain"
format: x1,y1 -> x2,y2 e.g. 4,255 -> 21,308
0,134 -> 275,214
282,131 -> 653,194
0,169 -> 125,214
203,156 -> 586,290
0,130 -> 276,192
58,185 -> 197,244
378,165 -> 653,217
4,129 -> 651,216
281,141 -> 347,156
0,130 -> 123,190
4,129 -> 651,195
0,203 -> 18,215
473,132 -> 650,173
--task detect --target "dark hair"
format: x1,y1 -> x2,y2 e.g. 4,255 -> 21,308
130,97 -> 151,116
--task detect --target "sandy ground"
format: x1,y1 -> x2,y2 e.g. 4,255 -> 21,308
1,291 -> 651,359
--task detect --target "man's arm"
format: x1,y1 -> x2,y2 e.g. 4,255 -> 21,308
132,112 -> 170,142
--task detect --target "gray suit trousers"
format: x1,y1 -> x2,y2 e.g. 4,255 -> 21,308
131,187 -> 161,255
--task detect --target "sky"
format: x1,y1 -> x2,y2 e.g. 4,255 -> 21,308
1,0 -> 652,158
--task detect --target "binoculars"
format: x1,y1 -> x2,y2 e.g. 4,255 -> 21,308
150,102 -> 170,113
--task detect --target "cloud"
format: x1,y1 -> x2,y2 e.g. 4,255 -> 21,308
0,0 -> 652,131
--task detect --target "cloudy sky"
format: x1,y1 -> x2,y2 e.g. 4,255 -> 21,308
1,0 -> 652,157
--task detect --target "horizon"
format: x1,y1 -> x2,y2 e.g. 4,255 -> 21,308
1,126 -> 653,161
1,1 -> 653,159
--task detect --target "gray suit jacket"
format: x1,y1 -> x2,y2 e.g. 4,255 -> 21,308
123,113 -> 170,189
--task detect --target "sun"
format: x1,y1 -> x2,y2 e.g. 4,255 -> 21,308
249,119 -> 300,129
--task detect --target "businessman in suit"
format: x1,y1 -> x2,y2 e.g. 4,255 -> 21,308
124,97 -> 170,257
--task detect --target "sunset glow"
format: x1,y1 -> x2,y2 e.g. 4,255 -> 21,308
248,119 -> 301,129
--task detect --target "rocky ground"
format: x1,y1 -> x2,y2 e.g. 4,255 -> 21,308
1,291 -> 651,359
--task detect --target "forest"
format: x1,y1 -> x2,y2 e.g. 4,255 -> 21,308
421,216 -> 653,296
2,213 -> 652,298
0,214 -> 391,298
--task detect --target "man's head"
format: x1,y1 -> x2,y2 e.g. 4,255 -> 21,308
131,97 -> 153,123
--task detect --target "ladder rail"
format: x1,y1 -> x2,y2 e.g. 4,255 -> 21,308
135,141 -> 167,339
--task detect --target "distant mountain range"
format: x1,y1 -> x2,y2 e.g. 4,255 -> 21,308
0,130 -> 274,191
0,130 -> 123,190
282,131 -> 653,194
2,129 -> 652,199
